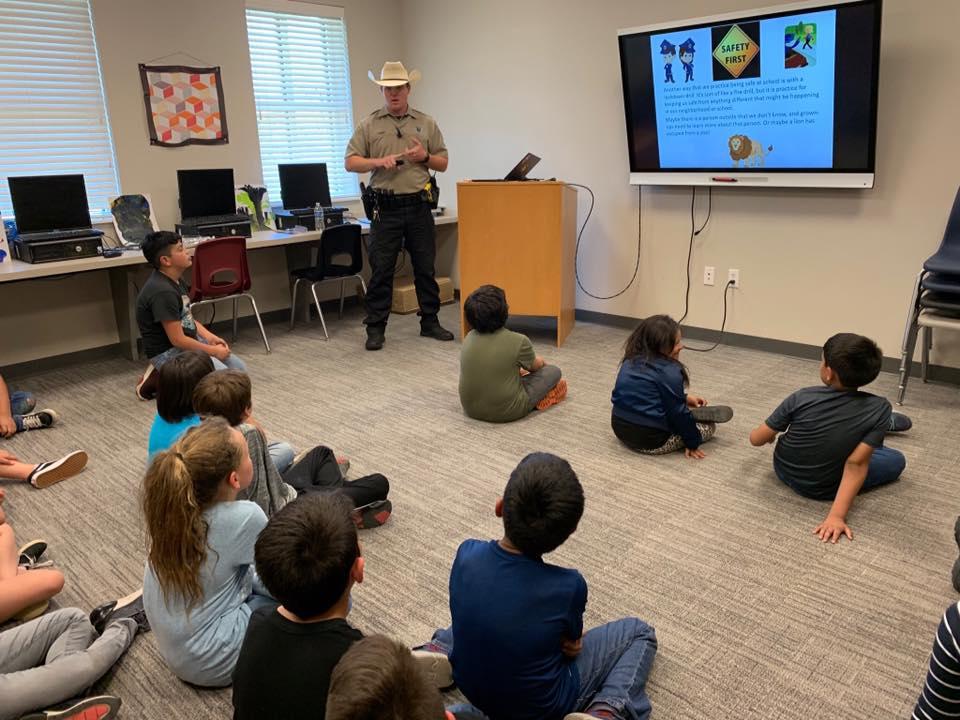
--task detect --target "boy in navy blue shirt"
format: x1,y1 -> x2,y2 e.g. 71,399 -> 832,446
423,453 -> 658,720
750,333 -> 911,543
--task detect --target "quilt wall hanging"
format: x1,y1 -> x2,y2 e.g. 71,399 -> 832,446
139,64 -> 229,147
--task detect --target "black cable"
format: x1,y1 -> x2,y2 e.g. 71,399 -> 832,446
684,279 -> 734,353
677,186 -> 713,325
571,183 -> 642,300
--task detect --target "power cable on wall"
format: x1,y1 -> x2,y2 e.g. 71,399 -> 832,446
571,183 -> 642,300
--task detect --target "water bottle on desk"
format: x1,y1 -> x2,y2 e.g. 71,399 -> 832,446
313,202 -> 325,232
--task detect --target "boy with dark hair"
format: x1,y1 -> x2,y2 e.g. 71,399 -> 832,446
424,453 -> 658,720
327,635 -> 477,720
459,285 -> 566,423
231,495 -> 445,720
750,332 -> 911,543
192,371 -> 391,525
135,231 -> 245,396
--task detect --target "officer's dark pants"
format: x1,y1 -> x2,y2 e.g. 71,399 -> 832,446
364,201 -> 441,328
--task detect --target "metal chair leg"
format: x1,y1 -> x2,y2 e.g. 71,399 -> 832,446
232,296 -> 239,341
339,278 -> 346,319
922,325 -> 931,383
896,271 -> 924,405
290,279 -> 301,330
357,275 -> 367,297
310,283 -> 329,340
243,293 -> 271,353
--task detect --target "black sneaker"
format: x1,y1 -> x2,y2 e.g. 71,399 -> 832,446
21,695 -> 122,720
28,451 -> 88,489
420,322 -> 454,341
689,405 -> 734,423
351,500 -> 392,529
366,325 -> 385,351
90,588 -> 150,635
888,411 -> 912,432
18,539 -> 48,567
20,409 -> 58,431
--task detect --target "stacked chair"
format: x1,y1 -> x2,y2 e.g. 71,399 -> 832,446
897,187 -> 960,403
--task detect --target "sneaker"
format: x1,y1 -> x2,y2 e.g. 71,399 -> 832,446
13,598 -> 50,622
337,455 -> 350,478
351,499 -> 392,529
412,649 -> 454,689
90,588 -> 150,635
689,405 -> 734,424
19,409 -> 58,431
888,411 -> 912,432
420,321 -> 454,341
366,325 -> 385,351
18,539 -> 48,567
21,695 -> 122,720
28,451 -> 88,489
536,379 -> 568,411
136,363 -> 158,401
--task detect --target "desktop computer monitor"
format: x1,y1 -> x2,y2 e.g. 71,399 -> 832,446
8,174 -> 92,233
279,163 -> 332,210
177,168 -> 236,219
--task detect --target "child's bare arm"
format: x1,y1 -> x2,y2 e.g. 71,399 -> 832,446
814,442 -> 873,544
749,423 -> 778,446
0,374 -> 14,437
561,635 -> 583,658
530,355 -> 545,371
162,320 -> 229,361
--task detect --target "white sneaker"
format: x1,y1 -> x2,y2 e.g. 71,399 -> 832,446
412,649 -> 453,689
29,450 -> 88,489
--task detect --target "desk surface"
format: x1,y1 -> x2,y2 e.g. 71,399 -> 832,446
0,215 -> 457,283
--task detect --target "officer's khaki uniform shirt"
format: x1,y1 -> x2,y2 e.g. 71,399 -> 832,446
345,107 -> 447,194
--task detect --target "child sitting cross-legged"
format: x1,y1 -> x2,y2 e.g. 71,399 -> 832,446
232,494 -> 444,719
611,314 -> 733,459
142,417 -> 276,687
459,285 -> 566,423
423,453 -> 658,720
750,332 -> 911,543
192,370 -> 391,527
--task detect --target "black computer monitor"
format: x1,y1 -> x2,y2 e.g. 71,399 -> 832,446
278,163 -> 332,210
177,168 -> 236,219
8,175 -> 92,233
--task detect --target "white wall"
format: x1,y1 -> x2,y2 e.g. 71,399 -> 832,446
399,0 -> 960,366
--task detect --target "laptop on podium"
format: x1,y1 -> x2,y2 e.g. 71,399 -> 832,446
473,153 -> 541,182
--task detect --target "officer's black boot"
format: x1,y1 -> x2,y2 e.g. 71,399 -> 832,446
420,316 -> 454,342
365,324 -> 386,351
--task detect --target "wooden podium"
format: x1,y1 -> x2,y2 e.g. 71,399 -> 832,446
457,181 -> 576,346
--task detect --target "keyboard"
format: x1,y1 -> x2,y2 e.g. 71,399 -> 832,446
18,227 -> 103,242
186,214 -> 248,225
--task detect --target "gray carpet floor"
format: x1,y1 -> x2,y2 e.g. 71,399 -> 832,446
2,302 -> 957,719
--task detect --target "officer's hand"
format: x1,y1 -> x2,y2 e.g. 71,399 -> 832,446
379,155 -> 400,170
403,137 -> 428,163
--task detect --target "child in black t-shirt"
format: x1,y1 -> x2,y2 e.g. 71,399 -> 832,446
134,231 -> 246,398
750,333 -> 911,544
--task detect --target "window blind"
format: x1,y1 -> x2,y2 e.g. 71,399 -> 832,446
246,5 -> 359,203
0,0 -> 119,220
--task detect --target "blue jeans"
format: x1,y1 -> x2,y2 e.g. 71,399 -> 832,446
9,390 -> 36,432
775,445 -> 906,499
429,618 -> 658,720
150,339 -> 247,372
268,441 -> 295,475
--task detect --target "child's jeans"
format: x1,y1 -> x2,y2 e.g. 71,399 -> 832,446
428,617 -> 658,720
8,390 -> 36,432
149,339 -> 247,372
775,445 -> 906,499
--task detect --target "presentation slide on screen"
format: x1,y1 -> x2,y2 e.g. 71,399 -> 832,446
649,9 -> 836,169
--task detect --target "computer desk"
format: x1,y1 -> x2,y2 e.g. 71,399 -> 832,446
0,217 -> 457,361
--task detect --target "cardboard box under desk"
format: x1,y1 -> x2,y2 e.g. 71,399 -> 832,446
391,276 -> 455,314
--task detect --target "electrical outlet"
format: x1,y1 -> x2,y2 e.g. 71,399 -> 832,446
728,268 -> 740,288
703,266 -> 715,286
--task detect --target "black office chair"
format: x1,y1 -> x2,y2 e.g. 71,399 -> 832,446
289,223 -> 366,340
897,187 -> 960,403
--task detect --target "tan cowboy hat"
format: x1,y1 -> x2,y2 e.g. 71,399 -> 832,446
368,61 -> 421,87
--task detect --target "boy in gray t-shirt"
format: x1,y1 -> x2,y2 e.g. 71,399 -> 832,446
750,333 -> 910,544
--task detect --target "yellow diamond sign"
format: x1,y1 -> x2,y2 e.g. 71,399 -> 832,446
713,25 -> 759,78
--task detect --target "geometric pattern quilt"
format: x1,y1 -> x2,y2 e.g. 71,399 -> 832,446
138,64 -> 229,147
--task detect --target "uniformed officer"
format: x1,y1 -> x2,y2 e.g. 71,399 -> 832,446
345,61 -> 454,351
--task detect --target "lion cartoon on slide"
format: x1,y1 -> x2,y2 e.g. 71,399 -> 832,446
728,135 -> 774,167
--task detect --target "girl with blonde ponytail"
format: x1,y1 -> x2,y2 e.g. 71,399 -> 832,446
142,417 -> 274,687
